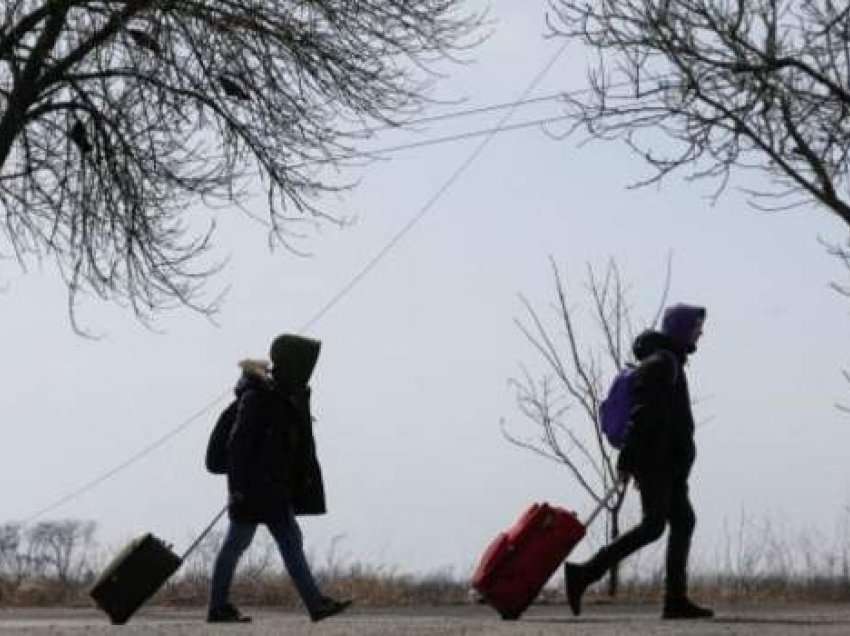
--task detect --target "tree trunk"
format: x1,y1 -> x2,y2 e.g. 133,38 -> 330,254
0,5 -> 70,169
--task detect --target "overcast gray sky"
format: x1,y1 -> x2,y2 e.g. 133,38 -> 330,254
3,2 -> 850,577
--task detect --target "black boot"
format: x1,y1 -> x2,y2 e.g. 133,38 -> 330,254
662,596 -> 714,620
309,597 -> 353,623
207,602 -> 252,623
564,563 -> 589,617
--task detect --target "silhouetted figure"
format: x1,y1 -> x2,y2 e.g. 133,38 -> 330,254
565,304 -> 713,620
207,334 -> 352,624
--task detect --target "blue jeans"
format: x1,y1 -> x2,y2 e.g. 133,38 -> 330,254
209,508 -> 323,612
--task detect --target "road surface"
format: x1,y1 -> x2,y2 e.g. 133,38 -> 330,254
2,603 -> 849,634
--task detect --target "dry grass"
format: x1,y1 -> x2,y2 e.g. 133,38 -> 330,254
6,512 -> 850,609
0,566 -> 471,609
6,564 -> 850,609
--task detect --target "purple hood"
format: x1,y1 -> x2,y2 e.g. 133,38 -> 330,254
661,303 -> 706,352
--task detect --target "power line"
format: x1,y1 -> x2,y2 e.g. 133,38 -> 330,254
299,41 -> 570,332
351,92 -> 567,134
295,79 -> 650,168
20,43 -> 571,524
22,391 -> 231,525
292,114 -> 574,169
354,76 -> 680,136
20,125 -> 572,521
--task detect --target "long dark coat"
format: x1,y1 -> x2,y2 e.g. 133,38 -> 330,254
226,357 -> 326,523
617,330 -> 697,480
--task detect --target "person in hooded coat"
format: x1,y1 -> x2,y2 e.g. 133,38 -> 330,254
564,304 -> 713,620
207,334 -> 352,624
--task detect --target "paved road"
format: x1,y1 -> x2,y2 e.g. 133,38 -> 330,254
2,603 -> 850,634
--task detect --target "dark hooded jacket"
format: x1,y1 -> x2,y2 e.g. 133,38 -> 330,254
616,330 -> 697,479
227,337 -> 327,523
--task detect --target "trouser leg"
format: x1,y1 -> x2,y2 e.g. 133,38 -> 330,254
665,479 -> 696,599
583,474 -> 672,583
209,521 -> 257,610
267,508 -> 323,612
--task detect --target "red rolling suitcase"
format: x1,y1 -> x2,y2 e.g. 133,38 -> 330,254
471,490 -> 614,620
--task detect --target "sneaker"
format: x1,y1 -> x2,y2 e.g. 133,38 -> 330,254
662,596 -> 714,620
564,563 -> 588,617
309,597 -> 353,623
207,602 -> 252,623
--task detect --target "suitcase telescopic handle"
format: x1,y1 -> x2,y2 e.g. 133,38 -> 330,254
180,505 -> 228,561
583,485 -> 623,528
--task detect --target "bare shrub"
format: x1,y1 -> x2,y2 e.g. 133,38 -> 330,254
0,519 -> 96,604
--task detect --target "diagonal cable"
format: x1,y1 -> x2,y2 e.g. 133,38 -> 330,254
299,40 -> 571,332
348,91 -> 568,134
291,114 -> 573,169
21,41 -> 572,523
21,391 -> 231,524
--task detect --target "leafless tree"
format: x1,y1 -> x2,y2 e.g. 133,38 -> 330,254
0,523 -> 20,570
0,1 -> 483,330
26,519 -> 96,592
547,1 -> 850,255
0,522 -> 32,593
503,256 -> 671,596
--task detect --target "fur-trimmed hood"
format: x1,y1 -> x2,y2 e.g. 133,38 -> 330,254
234,358 -> 273,396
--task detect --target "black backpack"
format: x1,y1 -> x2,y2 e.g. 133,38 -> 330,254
205,400 -> 238,474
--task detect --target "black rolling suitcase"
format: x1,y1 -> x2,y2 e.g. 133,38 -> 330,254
89,508 -> 226,624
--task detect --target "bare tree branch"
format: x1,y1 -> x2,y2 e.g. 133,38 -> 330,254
0,1 -> 485,330
548,0 -> 850,229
